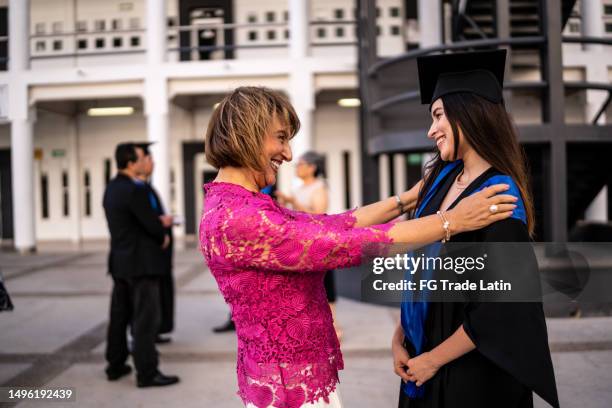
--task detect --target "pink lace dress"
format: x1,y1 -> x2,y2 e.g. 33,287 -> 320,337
199,182 -> 393,408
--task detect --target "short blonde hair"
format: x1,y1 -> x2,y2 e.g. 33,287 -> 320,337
205,86 -> 300,171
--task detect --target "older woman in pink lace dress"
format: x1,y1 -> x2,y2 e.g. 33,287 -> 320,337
199,87 -> 517,408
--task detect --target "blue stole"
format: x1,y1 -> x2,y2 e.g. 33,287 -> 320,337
400,160 -> 526,399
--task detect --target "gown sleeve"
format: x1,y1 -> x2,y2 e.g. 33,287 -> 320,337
462,218 -> 560,408
220,201 -> 393,273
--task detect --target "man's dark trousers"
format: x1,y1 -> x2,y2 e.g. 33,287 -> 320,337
105,275 -> 160,381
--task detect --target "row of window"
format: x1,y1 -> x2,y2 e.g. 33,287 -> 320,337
245,6 -> 402,24
34,18 -> 141,35
245,25 -> 401,42
33,36 -> 141,52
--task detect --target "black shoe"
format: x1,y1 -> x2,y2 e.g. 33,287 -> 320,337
137,372 -> 180,388
105,364 -> 132,381
155,335 -> 172,344
212,319 -> 235,333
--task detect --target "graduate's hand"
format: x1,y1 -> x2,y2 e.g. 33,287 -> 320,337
406,352 -> 441,387
447,184 -> 518,234
392,338 -> 412,382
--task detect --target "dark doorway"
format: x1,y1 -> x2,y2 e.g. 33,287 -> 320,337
182,141 -> 205,234
179,0 -> 234,61
0,149 -> 13,239
0,7 -> 7,71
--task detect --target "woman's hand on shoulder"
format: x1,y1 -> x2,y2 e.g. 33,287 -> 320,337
446,184 -> 518,234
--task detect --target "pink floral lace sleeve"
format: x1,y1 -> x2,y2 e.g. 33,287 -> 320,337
200,182 -> 393,407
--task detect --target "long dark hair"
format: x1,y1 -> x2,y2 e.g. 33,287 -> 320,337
416,92 -> 535,236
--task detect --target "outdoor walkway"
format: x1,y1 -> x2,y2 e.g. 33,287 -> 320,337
1,242 -> 611,407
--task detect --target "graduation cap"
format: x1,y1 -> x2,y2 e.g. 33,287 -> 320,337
417,49 -> 507,106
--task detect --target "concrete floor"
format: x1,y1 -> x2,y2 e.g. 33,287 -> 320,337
1,243 -> 611,407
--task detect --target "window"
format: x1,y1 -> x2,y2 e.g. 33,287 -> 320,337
376,7 -> 381,17
376,25 -> 381,36
247,13 -> 257,23
41,173 -> 49,219
130,36 -> 140,46
84,171 -> 91,217
334,9 -> 344,20
248,30 -> 257,41
336,27 -> 345,37
605,5 -> 612,15
342,151 -> 351,209
390,7 -> 400,17
284,11 -> 289,21
129,18 -> 140,29
77,39 -> 87,49
284,29 -> 289,39
94,20 -> 106,31
390,25 -> 401,36
317,27 -> 326,38
76,21 -> 87,32
112,19 -> 122,30
167,17 -> 176,27
267,30 -> 276,40
62,171 -> 69,217
568,22 -> 580,33
119,2 -> 133,12
35,23 -> 45,35
606,22 -> 612,33
35,41 -> 46,51
104,159 -> 112,186
52,22 -> 63,33
266,11 -> 275,22
53,40 -> 63,51
113,37 -> 123,47
95,38 -> 105,48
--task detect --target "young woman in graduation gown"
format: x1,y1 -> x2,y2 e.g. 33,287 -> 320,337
393,50 -> 559,408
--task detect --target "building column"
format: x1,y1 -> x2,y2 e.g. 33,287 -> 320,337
418,0 -> 443,47
9,0 -> 35,252
145,0 -> 170,208
581,0 -> 607,220
283,0 -> 314,193
145,76 -> 171,209
67,117 -> 81,243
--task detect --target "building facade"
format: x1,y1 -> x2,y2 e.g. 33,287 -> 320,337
0,0 -> 610,250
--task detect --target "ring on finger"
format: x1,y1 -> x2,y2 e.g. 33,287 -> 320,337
489,204 -> 498,213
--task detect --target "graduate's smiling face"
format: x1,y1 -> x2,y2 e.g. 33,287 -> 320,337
428,98 -> 467,161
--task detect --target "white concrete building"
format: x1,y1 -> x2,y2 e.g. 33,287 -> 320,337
0,0 -> 610,251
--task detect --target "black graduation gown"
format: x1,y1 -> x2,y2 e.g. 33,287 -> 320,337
399,165 -> 559,408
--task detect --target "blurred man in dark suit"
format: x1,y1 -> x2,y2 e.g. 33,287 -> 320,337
103,143 -> 179,388
135,142 -> 175,344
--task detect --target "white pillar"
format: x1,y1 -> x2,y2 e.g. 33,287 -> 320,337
581,0 -> 603,52
9,0 -> 29,72
68,118 -> 81,243
289,0 -> 309,59
581,0 -> 606,128
10,108 -> 35,252
418,0 -> 443,47
379,154 -> 390,199
146,0 -> 167,64
393,153 -> 407,195
145,0 -> 170,209
285,0 -> 314,195
145,76 -> 171,210
9,0 -> 35,252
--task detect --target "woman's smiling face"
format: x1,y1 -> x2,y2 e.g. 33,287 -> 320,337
427,98 -> 463,161
252,114 -> 293,189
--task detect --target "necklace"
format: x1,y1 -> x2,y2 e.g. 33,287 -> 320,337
454,169 -> 469,190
